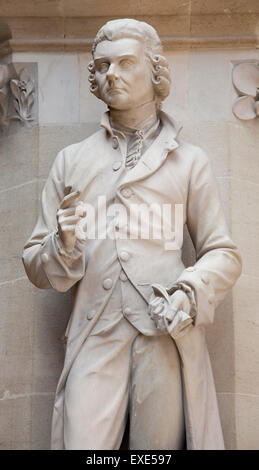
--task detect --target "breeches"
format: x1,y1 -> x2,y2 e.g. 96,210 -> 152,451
64,282 -> 185,450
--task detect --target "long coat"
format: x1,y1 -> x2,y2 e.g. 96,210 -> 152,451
22,111 -> 242,450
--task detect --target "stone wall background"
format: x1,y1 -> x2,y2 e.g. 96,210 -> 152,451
0,1 -> 259,450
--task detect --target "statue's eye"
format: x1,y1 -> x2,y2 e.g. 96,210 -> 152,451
120,59 -> 133,68
98,62 -> 109,73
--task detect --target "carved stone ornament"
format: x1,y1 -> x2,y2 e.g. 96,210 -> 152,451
0,64 -> 36,132
9,68 -> 35,122
232,62 -> 259,120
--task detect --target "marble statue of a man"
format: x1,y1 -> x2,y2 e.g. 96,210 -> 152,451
22,19 -> 242,450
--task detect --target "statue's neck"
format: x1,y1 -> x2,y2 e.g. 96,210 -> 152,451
109,100 -> 158,132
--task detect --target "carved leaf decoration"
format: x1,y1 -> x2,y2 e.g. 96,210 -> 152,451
20,91 -> 26,108
232,63 -> 259,97
10,80 -> 20,100
232,95 -> 257,120
13,99 -> 20,114
9,114 -> 22,121
9,69 -> 35,123
27,93 -> 34,112
232,62 -> 259,120
26,79 -> 34,96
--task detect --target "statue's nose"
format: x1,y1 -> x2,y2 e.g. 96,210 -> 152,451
107,63 -> 119,82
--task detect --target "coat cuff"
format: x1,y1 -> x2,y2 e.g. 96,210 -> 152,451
40,232 -> 87,292
166,266 -> 215,326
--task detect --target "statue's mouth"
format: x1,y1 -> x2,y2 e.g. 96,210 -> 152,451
107,87 -> 124,95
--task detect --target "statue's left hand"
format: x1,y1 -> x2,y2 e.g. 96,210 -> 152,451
148,288 -> 192,336
166,290 -> 191,321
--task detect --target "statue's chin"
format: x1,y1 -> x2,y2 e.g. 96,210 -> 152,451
108,104 -> 132,111
108,104 -> 134,112
102,92 -> 154,111
100,92 -> 132,111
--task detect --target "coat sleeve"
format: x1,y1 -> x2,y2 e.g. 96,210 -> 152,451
22,149 -> 87,293
167,146 -> 242,326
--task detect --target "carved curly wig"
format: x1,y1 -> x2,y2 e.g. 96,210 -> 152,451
88,19 -> 171,108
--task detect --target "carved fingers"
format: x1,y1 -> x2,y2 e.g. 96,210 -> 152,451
165,290 -> 193,338
148,288 -> 192,336
166,290 -> 191,322
60,189 -> 81,209
57,189 -> 87,252
148,296 -> 168,332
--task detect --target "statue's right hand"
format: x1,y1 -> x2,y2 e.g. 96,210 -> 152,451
56,189 -> 86,253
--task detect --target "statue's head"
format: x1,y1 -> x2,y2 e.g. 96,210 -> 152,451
88,18 -> 171,110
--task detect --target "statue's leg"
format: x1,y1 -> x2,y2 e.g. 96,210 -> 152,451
63,315 -> 138,450
129,334 -> 185,450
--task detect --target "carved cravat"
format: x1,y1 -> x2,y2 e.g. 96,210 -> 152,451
125,119 -> 160,169
111,115 -> 160,169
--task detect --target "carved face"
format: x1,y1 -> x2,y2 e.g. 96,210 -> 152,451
93,37 -> 154,110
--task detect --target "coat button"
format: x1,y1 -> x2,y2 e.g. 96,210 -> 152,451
103,278 -> 113,290
208,294 -> 214,305
120,187 -> 132,198
112,137 -> 119,149
124,307 -> 131,315
41,253 -> 49,264
120,251 -> 130,262
119,271 -> 127,282
186,266 -> 195,272
113,161 -> 122,171
87,310 -> 95,320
